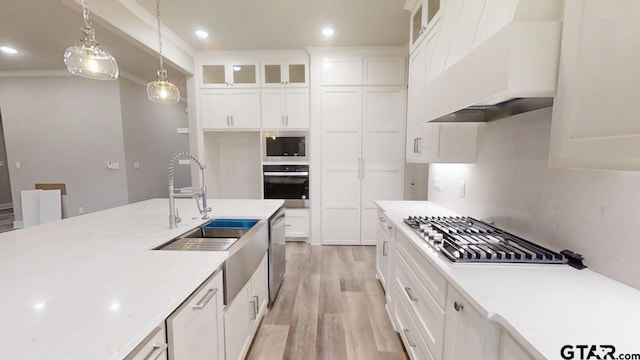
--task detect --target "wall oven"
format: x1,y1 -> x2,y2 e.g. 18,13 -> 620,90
263,164 -> 309,208
262,131 -> 308,162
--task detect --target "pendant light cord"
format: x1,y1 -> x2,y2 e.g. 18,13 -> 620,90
156,0 -> 164,71
81,0 -> 92,30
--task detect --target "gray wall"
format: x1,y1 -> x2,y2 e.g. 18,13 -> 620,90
0,116 -> 12,206
119,77 -> 190,203
428,108 -> 640,290
0,76 -> 130,220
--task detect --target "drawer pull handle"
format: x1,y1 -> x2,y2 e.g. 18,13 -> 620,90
192,288 -> 218,310
382,241 -> 388,256
403,329 -> 416,347
253,295 -> 260,317
404,287 -> 418,302
147,343 -> 168,360
454,301 -> 464,312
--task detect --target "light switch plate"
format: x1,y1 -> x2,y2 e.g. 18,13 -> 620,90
133,161 -> 140,169
433,177 -> 442,192
459,181 -> 466,198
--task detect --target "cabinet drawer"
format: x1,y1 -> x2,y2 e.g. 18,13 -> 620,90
395,250 -> 445,359
397,233 -> 447,308
285,209 -> 309,238
124,326 -> 167,360
394,283 -> 436,360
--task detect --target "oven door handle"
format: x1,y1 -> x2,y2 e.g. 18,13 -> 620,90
263,172 -> 309,176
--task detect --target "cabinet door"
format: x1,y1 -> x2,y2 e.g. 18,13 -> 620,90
201,90 -> 230,129
250,253 -> 269,333
125,326 -> 167,360
286,63 -> 308,87
229,90 -> 261,129
321,87 -> 363,244
262,63 -> 285,87
224,280 -> 252,360
361,87 -> 406,245
285,208 -> 309,238
284,88 -> 309,129
321,59 -> 363,85
428,0 -> 463,79
202,64 -> 228,87
229,63 -> 258,87
261,89 -> 286,128
364,57 -> 406,85
443,284 -> 486,360
167,270 -> 224,360
376,216 -> 390,288
406,38 -> 428,163
499,331 -> 534,360
549,0 -> 640,170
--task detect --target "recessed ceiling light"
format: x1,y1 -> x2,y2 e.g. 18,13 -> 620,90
0,46 -> 19,55
322,28 -> 335,37
195,30 -> 209,39
232,66 -> 242,71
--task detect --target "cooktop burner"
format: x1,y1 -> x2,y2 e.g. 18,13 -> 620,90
404,216 -> 571,266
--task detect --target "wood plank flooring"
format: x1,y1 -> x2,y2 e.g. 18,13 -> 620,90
247,243 -> 407,360
0,208 -> 14,233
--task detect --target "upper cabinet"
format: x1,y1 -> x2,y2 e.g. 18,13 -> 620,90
261,61 -> 309,87
549,0 -> 640,171
201,62 -> 259,88
406,0 -> 442,53
322,56 -> 407,86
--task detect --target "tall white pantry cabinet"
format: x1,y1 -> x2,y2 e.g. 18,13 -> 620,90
320,55 -> 407,245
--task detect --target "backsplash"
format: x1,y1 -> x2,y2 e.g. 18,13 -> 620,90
428,108 -> 640,290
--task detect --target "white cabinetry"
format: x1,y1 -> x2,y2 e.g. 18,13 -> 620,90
124,326 -> 167,360
285,208 -> 309,238
364,57 -> 407,86
166,270 -> 224,360
202,63 -> 259,88
549,0 -> 640,171
406,0 -> 442,54
261,88 -> 309,129
499,331 -> 535,360
261,61 -> 308,87
224,253 -> 268,360
200,89 -> 261,130
321,58 -> 364,85
321,86 -> 406,245
375,212 -> 394,290
443,284 -> 486,360
417,123 -> 480,163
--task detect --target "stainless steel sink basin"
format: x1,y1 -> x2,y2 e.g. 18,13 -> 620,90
180,218 -> 260,238
159,237 -> 238,251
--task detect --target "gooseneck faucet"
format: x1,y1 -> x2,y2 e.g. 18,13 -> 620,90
168,152 -> 211,229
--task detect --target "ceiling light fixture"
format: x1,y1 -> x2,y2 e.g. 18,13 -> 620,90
147,0 -> 180,104
322,27 -> 335,36
195,30 -> 209,39
0,46 -> 18,55
63,0 -> 119,80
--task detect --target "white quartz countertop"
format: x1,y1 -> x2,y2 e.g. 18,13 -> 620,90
376,200 -> 640,359
0,198 -> 283,360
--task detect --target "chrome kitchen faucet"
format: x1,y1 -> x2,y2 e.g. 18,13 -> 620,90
168,152 -> 211,228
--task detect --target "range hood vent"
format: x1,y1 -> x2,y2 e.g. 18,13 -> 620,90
430,97 -> 553,123
420,1 -> 562,123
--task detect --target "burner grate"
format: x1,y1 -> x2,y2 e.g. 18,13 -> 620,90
404,216 -> 567,265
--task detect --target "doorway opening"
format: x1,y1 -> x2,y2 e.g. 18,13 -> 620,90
0,109 -> 14,232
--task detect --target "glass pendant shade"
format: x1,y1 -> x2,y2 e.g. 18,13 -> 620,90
64,1 -> 118,80
147,69 -> 180,104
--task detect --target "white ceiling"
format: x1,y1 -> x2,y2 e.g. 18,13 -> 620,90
0,0 -> 409,93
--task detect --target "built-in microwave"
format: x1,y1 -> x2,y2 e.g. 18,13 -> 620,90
262,131 -> 308,162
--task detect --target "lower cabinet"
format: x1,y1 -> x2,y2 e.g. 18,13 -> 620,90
499,330 -> 535,360
442,284 -> 486,360
285,208 -> 309,238
224,252 -> 269,360
166,270 -> 225,360
124,325 -> 168,360
375,212 -> 394,289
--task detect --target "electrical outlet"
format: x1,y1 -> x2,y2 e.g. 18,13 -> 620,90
15,162 -> 21,169
78,207 -> 84,214
133,161 -> 140,169
433,177 -> 442,192
459,181 -> 466,198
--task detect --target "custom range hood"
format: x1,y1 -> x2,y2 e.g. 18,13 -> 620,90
421,0 -> 563,123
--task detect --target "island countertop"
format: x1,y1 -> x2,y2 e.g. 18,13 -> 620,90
0,198 -> 283,360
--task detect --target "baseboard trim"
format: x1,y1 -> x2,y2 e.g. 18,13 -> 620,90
13,220 -> 23,229
0,202 -> 12,210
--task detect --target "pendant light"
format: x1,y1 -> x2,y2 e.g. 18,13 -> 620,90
147,0 -> 180,104
63,0 -> 119,80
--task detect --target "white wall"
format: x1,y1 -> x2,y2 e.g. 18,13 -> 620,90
428,108 -> 640,290
0,76 -> 130,220
119,77 -> 190,203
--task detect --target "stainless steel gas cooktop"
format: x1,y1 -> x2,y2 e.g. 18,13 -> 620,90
403,216 -> 585,269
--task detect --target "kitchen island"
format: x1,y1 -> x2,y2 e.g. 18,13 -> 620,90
0,198 -> 283,360
376,200 -> 640,359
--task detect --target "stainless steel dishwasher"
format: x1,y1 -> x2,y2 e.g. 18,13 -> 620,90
268,207 -> 286,305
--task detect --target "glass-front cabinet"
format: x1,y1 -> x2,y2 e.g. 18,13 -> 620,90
201,62 -> 259,88
409,0 -> 441,52
261,62 -> 308,87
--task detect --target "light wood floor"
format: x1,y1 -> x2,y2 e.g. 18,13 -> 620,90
247,242 -> 408,360
0,208 -> 14,233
